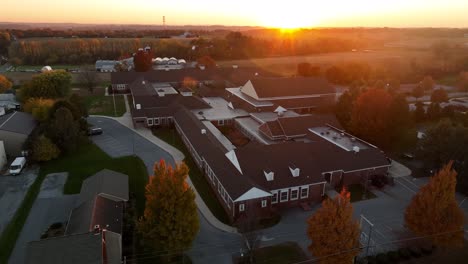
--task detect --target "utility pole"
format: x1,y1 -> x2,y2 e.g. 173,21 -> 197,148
360,214 -> 374,256
112,91 -> 117,117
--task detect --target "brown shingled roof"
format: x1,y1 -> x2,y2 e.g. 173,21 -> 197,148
249,77 -> 335,99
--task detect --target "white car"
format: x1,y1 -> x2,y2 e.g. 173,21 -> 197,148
9,157 -> 26,175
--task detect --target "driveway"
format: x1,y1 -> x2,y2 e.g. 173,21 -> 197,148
0,168 -> 38,235
8,173 -> 78,264
87,117 -> 241,264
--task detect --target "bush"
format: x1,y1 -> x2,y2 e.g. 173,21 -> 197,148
376,253 -> 390,264
420,245 -> 435,255
398,248 -> 411,260
387,251 -> 400,262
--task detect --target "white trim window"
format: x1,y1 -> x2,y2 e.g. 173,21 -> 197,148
280,190 -> 289,203
218,181 -> 222,194
154,118 -> 160,125
271,191 -> 278,204
147,118 -> 153,126
290,188 -> 299,200
218,120 -> 225,126
301,186 -> 309,199
239,203 -> 245,212
261,200 -> 267,208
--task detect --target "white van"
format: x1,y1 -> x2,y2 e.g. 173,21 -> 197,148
9,157 -> 26,176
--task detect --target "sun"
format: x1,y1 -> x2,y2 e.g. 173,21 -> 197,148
256,3 -> 321,29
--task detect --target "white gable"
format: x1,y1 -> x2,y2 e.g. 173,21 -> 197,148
225,150 -> 242,174
274,106 -> 288,113
227,101 -> 234,110
289,167 -> 300,177
239,80 -> 259,100
234,187 -> 272,202
264,170 -> 274,181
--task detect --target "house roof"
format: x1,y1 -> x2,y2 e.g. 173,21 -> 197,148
259,114 -> 342,141
25,231 -> 121,264
235,138 -> 390,191
0,111 -> 36,135
78,169 -> 129,205
248,77 -> 335,99
174,108 -> 261,199
66,196 -> 124,235
111,67 -> 280,86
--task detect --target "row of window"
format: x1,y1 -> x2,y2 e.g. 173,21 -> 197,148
115,84 -> 127,90
147,117 -> 173,126
271,186 -> 309,204
238,199 -> 268,212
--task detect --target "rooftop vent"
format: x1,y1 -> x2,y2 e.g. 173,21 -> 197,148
232,65 -> 239,69
136,104 -> 141,110
353,146 -> 360,153
142,80 -> 146,85
201,129 -> 206,134
264,170 -> 274,181
93,224 -> 101,233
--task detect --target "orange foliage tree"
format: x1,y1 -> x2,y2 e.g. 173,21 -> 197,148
23,98 -> 56,122
0,74 -> 12,93
350,88 -> 394,147
137,160 -> 199,255
405,162 -> 465,247
307,188 -> 361,264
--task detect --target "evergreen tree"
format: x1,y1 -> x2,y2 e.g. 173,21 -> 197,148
46,107 -> 81,152
307,189 -> 361,264
405,162 -> 464,247
137,160 -> 199,259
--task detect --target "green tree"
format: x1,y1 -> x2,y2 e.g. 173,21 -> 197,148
405,162 -> 464,247
31,135 -> 60,162
431,89 -> 448,103
20,70 -> 72,101
137,160 -> 199,260
46,107 -> 81,152
388,94 -> 411,143
350,88 -> 393,147
0,74 -> 12,93
307,189 -> 361,264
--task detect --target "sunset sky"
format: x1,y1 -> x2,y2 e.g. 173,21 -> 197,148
3,0 -> 468,28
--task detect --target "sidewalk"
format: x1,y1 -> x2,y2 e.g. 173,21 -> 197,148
389,160 -> 412,178
91,95 -> 237,233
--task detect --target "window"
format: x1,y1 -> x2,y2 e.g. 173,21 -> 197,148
218,181 -> 222,193
218,120 -> 224,126
261,200 -> 267,208
147,118 -> 153,126
301,186 -> 309,199
272,192 -> 278,204
154,118 -> 160,125
291,188 -> 299,200
280,190 -> 289,202
239,203 -> 245,212
161,117 -> 167,125
168,117 -> 173,124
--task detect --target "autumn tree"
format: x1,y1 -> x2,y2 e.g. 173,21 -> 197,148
421,76 -> 435,91
79,67 -> 100,93
335,91 -> 354,128
0,32 -> 10,55
350,88 -> 393,147
20,70 -> 72,101
307,189 -> 361,264
23,98 -> 56,122
133,48 -> 153,72
0,74 -> 12,93
297,62 -> 320,77
413,102 -> 426,122
431,88 -> 448,103
31,135 -> 60,162
137,160 -> 199,260
405,162 -> 464,247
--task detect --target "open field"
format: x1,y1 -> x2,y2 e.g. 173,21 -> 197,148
3,71 -> 111,85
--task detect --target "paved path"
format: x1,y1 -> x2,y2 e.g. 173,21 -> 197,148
388,160 -> 412,178
88,116 -> 240,263
0,169 -> 37,235
9,173 -> 78,264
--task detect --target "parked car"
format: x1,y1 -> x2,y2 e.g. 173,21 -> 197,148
88,127 -> 103,136
9,157 -> 26,175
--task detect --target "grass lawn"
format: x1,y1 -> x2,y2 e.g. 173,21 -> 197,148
84,94 -> 126,117
239,242 -> 308,264
437,74 -> 459,86
347,184 -> 377,203
152,128 -> 231,224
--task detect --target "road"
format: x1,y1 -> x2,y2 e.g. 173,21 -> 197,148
87,117 -> 242,264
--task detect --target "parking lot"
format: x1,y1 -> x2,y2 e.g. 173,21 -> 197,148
0,168 -> 38,235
